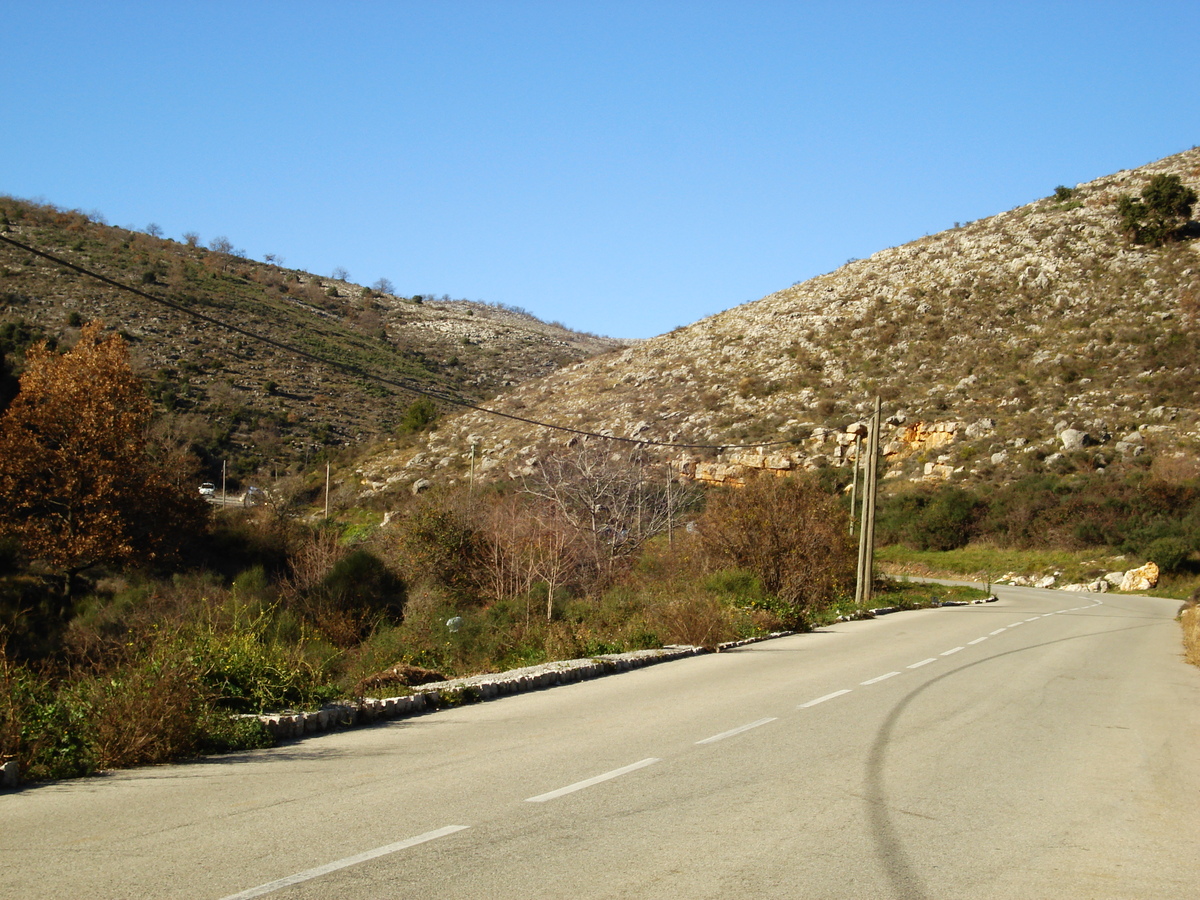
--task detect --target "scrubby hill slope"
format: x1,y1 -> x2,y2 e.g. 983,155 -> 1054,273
361,147 -> 1200,493
0,199 -> 624,471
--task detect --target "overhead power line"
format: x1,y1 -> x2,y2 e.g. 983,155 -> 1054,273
0,232 -> 798,452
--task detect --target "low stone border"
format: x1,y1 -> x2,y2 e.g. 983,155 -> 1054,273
837,595 -> 998,622
255,644 -> 713,741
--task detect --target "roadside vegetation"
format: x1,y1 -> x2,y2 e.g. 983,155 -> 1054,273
0,325 -> 878,781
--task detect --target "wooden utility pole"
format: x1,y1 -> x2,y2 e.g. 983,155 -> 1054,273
324,462 -> 331,521
855,398 -> 882,607
850,434 -> 862,536
666,460 -> 674,548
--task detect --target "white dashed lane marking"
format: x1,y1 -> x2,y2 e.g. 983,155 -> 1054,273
696,718 -> 777,745
908,658 -> 937,669
218,826 -> 470,900
525,758 -> 661,802
860,671 -> 901,686
799,689 -> 852,708
941,647 -> 964,656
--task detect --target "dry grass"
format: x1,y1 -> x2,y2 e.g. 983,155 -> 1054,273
1181,602 -> 1200,667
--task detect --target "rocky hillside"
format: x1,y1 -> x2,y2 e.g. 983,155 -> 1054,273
0,199 -> 624,470
360,147 -> 1200,494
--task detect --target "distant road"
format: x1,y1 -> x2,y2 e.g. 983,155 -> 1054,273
6,586 -> 1199,899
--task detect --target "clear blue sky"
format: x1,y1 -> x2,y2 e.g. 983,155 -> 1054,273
5,2 -> 1197,339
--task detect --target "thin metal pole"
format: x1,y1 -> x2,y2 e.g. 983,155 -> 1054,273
325,462 -> 330,521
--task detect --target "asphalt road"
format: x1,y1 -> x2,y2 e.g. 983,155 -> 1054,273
6,585 -> 1199,899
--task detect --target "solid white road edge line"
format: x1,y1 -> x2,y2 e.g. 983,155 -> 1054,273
696,717 -> 778,745
217,825 -> 470,900
860,671 -> 901,686
799,689 -> 852,708
525,758 -> 661,802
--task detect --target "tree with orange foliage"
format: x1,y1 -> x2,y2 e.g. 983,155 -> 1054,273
0,322 -> 209,604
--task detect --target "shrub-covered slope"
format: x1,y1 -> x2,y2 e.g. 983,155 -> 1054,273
361,147 -> 1200,493
0,199 -> 624,471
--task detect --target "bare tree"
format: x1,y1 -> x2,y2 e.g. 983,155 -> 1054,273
331,267 -> 350,281
371,277 -> 395,295
145,223 -> 163,238
522,442 -> 698,590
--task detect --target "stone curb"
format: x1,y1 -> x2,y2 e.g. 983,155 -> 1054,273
254,644 -> 714,742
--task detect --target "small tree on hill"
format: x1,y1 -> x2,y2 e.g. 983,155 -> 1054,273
0,323 -> 209,605
1115,173 -> 1197,246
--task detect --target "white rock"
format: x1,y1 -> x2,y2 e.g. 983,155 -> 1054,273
1119,562 -> 1159,592
1059,429 -> 1090,451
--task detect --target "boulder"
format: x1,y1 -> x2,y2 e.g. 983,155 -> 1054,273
1059,429 -> 1093,451
1119,562 -> 1159,592
965,418 -> 996,439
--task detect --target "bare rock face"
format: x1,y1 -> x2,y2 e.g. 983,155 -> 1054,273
1119,561 -> 1159,592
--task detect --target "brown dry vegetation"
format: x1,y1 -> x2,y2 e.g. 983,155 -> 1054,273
1182,602 -> 1200,667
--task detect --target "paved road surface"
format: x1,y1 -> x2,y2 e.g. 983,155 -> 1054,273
6,585 -> 1199,898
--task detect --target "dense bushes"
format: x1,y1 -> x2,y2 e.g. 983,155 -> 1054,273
876,473 -> 1200,569
697,473 -> 855,624
876,487 -> 982,552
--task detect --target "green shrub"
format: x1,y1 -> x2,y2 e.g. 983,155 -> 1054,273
1143,536 -> 1192,574
397,397 -> 439,435
877,486 -> 983,551
1115,173 -> 1197,245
